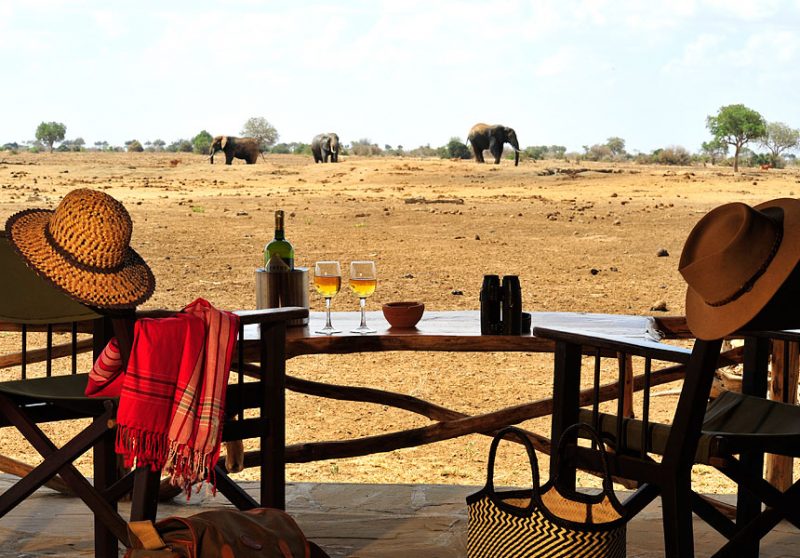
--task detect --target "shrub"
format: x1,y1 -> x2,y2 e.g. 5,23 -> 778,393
192,130 -> 213,155
350,139 -> 382,156
445,137 -> 471,159
408,144 -> 439,157
655,146 -> 691,166
126,139 -> 144,152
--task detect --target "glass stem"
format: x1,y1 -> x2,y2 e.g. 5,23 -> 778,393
325,297 -> 333,328
359,297 -> 367,328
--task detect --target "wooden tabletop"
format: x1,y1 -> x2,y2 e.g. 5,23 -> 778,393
241,310 -> 670,358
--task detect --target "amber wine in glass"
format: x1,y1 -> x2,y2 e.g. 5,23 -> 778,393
314,261 -> 342,335
350,260 -> 377,334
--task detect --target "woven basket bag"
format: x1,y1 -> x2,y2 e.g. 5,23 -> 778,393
467,424 -> 627,558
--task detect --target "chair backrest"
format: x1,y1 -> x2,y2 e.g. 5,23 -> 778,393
533,326 -> 723,494
0,231 -> 103,379
0,231 -> 100,324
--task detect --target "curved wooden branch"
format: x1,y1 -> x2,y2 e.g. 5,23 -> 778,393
236,345 -> 743,466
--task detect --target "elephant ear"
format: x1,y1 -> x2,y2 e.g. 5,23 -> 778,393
221,136 -> 228,150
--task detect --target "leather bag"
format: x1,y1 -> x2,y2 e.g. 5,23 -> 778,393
125,507 -> 329,558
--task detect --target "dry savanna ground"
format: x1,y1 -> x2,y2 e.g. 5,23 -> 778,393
1,151 -> 799,495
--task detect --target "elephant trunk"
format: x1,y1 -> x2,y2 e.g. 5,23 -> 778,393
511,142 -> 520,167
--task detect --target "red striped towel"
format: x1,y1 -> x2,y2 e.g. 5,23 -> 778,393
93,299 -> 239,494
86,336 -> 124,397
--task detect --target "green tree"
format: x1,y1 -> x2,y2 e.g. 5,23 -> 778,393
606,137 -> 626,157
192,130 -> 213,155
760,122 -> 800,168
241,117 -> 279,150
706,104 -> 766,172
35,121 -> 67,152
445,137 -> 471,159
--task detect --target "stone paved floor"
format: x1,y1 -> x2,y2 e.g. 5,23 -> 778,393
0,477 -> 798,557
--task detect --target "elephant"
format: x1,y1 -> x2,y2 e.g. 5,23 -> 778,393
209,136 -> 264,164
467,123 -> 521,166
311,133 -> 340,163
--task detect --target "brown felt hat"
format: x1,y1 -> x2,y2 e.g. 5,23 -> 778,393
680,198 -> 800,340
5,188 -> 155,310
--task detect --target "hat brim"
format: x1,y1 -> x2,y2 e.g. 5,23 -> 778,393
6,209 -> 155,310
685,198 -> 800,340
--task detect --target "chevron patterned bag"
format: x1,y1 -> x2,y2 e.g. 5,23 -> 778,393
467,425 -> 626,558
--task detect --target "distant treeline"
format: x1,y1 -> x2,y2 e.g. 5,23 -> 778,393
4,105 -> 799,169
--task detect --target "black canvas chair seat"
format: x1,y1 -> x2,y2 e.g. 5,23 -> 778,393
0,373 -> 112,423
578,389 -> 800,465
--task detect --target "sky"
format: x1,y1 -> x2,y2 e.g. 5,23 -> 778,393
2,0 -> 800,154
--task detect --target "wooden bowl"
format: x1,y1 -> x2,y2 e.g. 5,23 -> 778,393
382,302 -> 425,329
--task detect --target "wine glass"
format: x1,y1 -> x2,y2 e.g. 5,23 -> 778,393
349,260 -> 377,334
314,261 -> 342,335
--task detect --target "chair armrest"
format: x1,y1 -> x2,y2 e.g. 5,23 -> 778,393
533,326 -> 692,364
235,307 -> 308,326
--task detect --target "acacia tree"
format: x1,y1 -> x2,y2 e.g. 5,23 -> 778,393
706,104 -> 766,172
760,122 -> 800,168
241,117 -> 279,150
35,121 -> 67,152
606,137 -> 626,157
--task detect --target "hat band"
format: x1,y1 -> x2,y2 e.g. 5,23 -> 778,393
44,223 -> 127,275
706,228 -> 783,307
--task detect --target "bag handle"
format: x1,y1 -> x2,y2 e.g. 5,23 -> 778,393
552,422 -> 622,508
484,426 -> 541,511
127,520 -> 167,551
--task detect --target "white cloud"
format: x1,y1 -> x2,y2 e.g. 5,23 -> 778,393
702,0 -> 783,20
661,33 -> 724,73
91,10 -> 127,39
535,47 -> 578,76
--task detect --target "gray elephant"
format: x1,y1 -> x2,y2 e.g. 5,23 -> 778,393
311,133 -> 340,163
467,123 -> 521,166
209,136 -> 264,164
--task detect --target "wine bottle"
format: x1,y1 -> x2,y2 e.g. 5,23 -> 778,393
264,210 -> 295,272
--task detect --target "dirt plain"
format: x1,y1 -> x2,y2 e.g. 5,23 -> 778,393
1,151 -> 799,496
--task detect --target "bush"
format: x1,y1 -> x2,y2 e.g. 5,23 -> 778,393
192,130 -> 213,155
126,139 -> 144,153
655,146 -> 691,166
445,137 -> 471,159
350,139 -> 382,156
407,145 -> 439,157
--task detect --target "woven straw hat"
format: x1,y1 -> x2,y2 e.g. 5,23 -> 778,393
5,188 -> 155,309
679,198 -> 800,340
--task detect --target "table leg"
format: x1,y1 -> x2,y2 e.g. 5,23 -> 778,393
550,340 -> 582,489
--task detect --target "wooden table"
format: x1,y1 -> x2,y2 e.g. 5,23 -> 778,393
236,310 -> 668,466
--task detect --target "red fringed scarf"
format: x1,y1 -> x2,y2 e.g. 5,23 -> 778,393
90,299 -> 239,494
